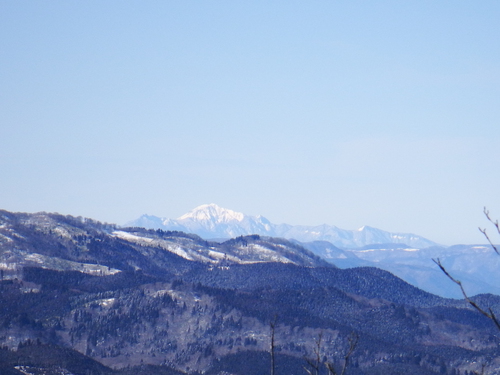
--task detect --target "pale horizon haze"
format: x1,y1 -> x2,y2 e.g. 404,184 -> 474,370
1,1 -> 500,245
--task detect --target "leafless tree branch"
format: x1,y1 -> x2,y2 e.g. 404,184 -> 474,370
305,331 -> 359,375
432,208 -> 500,374
339,333 -> 359,375
479,207 -> 500,255
325,362 -> 337,375
303,358 -> 320,375
433,258 -> 500,331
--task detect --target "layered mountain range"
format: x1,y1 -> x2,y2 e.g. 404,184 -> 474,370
127,204 -> 438,248
1,209 -> 500,374
128,204 -> 500,299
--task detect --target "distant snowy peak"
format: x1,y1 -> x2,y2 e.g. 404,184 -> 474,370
350,225 -> 432,248
127,214 -> 165,230
178,204 -> 245,223
275,224 -> 436,249
126,204 -> 438,249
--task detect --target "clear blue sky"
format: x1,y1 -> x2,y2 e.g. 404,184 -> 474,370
1,1 -> 499,245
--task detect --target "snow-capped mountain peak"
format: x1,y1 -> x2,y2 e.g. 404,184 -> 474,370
177,203 -> 245,223
126,204 -> 438,249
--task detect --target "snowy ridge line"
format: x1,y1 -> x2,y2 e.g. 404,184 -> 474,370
126,204 -> 438,249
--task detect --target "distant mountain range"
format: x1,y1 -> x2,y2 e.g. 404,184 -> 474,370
126,204 -> 500,299
299,240 -> 500,298
126,203 -> 438,249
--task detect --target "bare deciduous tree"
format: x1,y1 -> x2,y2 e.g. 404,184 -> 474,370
303,332 -> 323,375
303,332 -> 359,375
479,207 -> 500,255
433,207 -> 500,331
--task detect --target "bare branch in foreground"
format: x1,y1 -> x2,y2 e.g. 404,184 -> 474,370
303,332 -> 323,375
322,332 -> 359,375
433,258 -> 500,331
338,332 -> 359,375
479,207 -> 500,255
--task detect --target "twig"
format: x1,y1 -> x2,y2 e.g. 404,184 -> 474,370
479,207 -> 500,255
303,332 -> 323,375
340,333 -> 359,375
324,332 -> 359,375
325,362 -> 337,375
433,258 -> 500,331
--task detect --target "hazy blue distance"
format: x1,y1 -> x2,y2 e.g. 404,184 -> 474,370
1,1 -> 500,245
